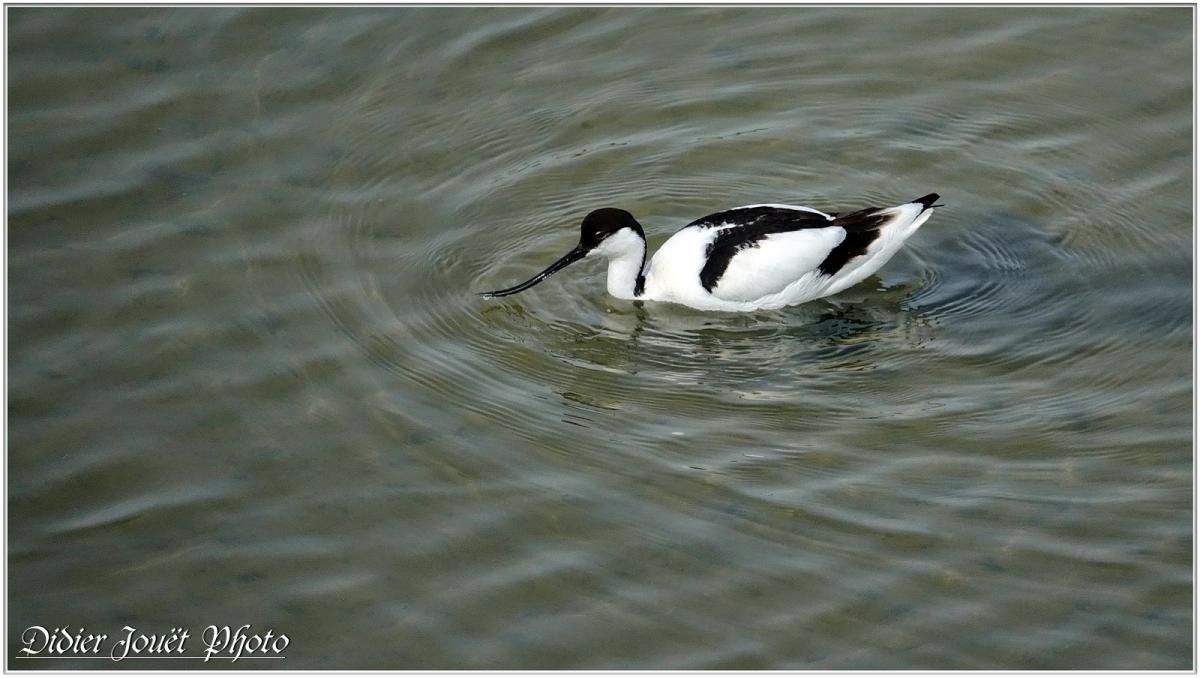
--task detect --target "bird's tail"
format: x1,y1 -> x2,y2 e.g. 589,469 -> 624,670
912,193 -> 943,210
833,193 -> 942,233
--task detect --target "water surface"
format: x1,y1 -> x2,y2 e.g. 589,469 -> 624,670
8,7 -> 1192,669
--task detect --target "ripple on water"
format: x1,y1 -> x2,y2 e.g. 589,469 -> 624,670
8,6 -> 1190,670
242,9 -> 1193,658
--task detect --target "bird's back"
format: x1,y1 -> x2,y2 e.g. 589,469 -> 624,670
643,198 -> 936,310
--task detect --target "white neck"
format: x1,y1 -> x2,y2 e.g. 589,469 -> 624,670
590,228 -> 646,300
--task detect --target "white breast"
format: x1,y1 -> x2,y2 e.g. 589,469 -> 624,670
642,226 -> 712,305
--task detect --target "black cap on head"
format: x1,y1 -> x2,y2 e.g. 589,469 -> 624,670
580,208 -> 644,250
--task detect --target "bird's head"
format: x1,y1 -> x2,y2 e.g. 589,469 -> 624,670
479,208 -> 645,298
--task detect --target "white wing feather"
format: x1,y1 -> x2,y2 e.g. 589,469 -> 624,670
709,227 -> 845,302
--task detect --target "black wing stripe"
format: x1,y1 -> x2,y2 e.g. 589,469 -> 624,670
696,207 -> 835,292
817,207 -> 891,276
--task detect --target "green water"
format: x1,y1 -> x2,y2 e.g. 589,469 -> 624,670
8,7 -> 1192,670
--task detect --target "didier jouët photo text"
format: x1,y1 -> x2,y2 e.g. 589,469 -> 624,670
18,624 -> 290,662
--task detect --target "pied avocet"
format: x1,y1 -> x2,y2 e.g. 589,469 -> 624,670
481,193 -> 941,312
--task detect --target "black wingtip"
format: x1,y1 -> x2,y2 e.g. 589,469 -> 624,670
913,193 -> 941,210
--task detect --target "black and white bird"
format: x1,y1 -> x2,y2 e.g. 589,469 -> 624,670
481,193 -> 941,312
